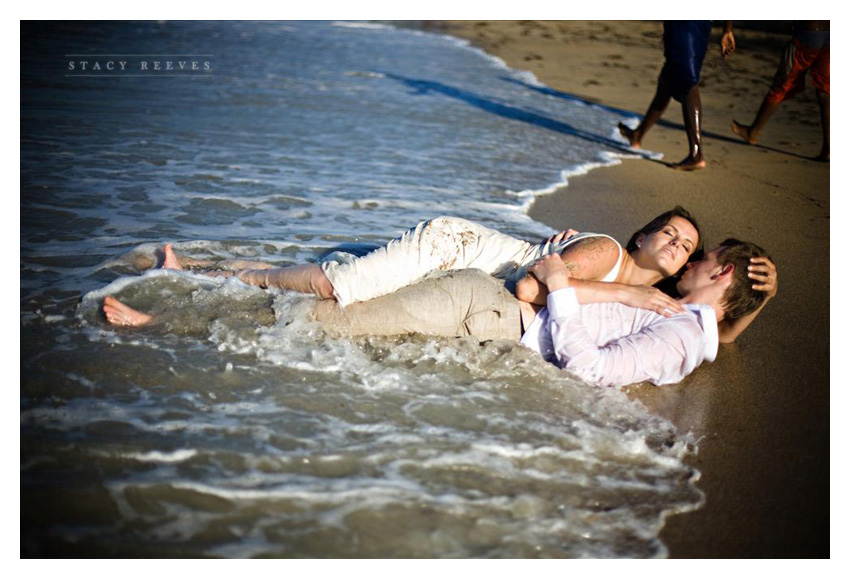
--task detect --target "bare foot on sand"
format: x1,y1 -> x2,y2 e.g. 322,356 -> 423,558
618,122 -> 641,149
731,120 -> 757,145
103,296 -> 153,327
162,243 -> 183,270
670,156 -> 706,171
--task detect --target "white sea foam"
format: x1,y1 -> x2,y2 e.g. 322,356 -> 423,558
331,21 -> 394,31
115,449 -> 199,463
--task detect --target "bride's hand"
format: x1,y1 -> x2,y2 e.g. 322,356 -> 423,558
616,285 -> 685,317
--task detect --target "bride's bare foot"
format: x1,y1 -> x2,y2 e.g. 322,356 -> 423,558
670,155 -> 706,171
731,120 -> 757,145
103,296 -> 153,327
618,122 -> 642,149
162,243 -> 183,270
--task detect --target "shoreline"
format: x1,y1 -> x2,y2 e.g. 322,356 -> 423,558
432,21 -> 830,558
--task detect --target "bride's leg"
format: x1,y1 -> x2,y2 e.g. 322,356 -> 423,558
236,264 -> 335,299
321,217 -> 533,307
162,243 -> 274,272
173,217 -> 530,305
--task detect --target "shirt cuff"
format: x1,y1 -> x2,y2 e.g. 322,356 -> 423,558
547,287 -> 580,319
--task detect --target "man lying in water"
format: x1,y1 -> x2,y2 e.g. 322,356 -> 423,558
103,238 -> 775,388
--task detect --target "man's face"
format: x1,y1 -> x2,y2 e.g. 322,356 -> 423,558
676,247 -> 724,295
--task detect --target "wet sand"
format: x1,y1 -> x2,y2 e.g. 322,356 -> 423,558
432,21 -> 829,557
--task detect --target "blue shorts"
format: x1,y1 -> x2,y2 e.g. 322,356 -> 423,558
661,21 -> 712,102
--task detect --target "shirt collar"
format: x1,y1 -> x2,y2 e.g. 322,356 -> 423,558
683,304 -> 719,362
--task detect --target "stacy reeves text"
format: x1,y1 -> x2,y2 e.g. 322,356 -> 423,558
67,60 -> 212,72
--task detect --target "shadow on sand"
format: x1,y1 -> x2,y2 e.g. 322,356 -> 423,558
499,76 -> 815,162
381,72 -> 661,163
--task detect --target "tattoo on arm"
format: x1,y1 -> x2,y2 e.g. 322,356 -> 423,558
561,237 -> 618,280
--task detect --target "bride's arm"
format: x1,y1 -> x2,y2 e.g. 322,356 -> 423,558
525,255 -> 684,317
515,236 -> 621,305
565,279 -> 685,316
717,256 -> 777,343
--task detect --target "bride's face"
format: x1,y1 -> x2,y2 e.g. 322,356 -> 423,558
635,216 -> 699,276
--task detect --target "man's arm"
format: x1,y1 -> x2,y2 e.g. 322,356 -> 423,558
515,236 -> 620,305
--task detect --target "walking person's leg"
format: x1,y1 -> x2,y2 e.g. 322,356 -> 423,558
672,85 -> 707,170
618,74 -> 672,149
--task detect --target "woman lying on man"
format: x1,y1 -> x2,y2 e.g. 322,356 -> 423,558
103,207 -> 776,343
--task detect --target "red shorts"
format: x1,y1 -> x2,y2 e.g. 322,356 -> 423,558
766,37 -> 830,103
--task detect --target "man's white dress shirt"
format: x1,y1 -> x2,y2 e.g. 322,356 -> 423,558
520,287 -> 719,387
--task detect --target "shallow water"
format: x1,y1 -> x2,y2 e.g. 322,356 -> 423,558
21,21 -> 698,558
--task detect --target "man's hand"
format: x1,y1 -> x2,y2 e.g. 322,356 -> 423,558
528,254 -> 571,292
748,256 -> 777,298
546,228 -> 580,245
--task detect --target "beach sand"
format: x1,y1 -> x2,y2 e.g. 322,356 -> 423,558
430,21 -> 829,558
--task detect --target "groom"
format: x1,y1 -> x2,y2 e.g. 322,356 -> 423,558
310,238 -> 773,387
